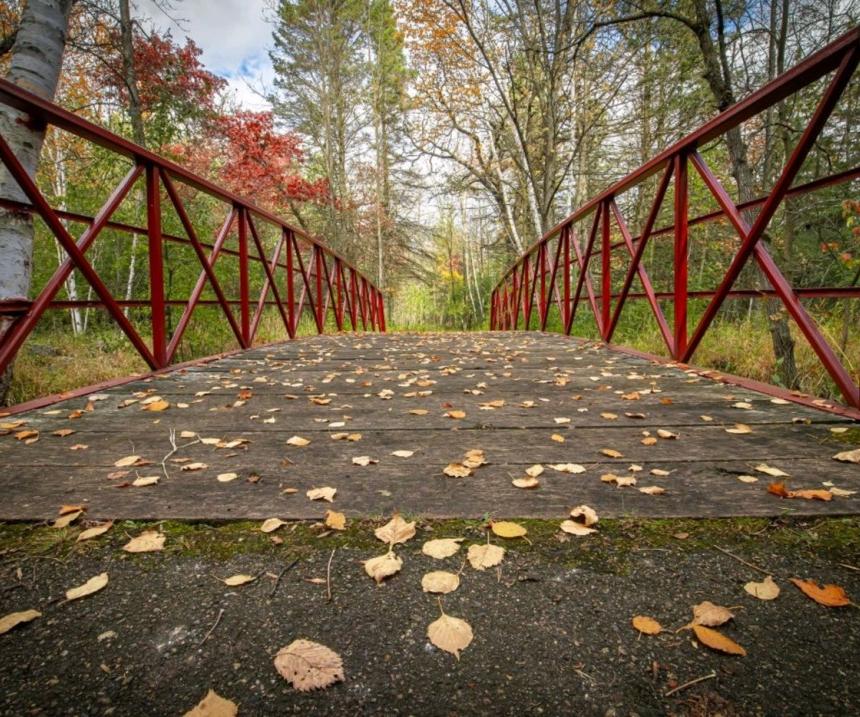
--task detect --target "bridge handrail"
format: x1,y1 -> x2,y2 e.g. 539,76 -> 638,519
490,27 -> 859,411
0,78 -> 385,381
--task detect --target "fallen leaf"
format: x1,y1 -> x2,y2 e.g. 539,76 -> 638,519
427,613 -> 473,659
525,464 -> 544,478
832,448 -> 860,464
467,543 -> 505,570
560,520 -> 596,536
601,448 -> 623,458
307,487 -> 337,502
274,639 -> 344,691
551,433 -> 565,443
375,515 -> 416,545
364,551 -> 403,583
641,436 -> 658,446
443,463 -> 472,478
422,538 -> 464,559
217,472 -> 238,483
0,609 -> 41,635
181,462 -> 207,472
221,574 -> 257,586
142,399 -> 170,412
725,424 -> 752,434
569,505 -> 598,526
183,689 -> 238,717
491,521 -> 527,539
325,510 -> 346,531
261,518 -> 287,533
690,624 -> 746,656
829,486 -> 856,497
113,454 -> 142,468
737,475 -> 758,483
549,463 -> 586,474
52,428 -> 75,437
66,572 -> 109,601
631,615 -> 661,635
638,486 -> 666,495
446,410 -> 466,419
286,436 -> 311,447
744,576 -> 780,601
692,601 -> 734,627
351,455 -> 377,466
755,463 -> 789,477
77,522 -> 113,542
656,429 -> 678,439
512,476 -> 540,489
391,450 -> 414,458
421,570 -> 460,594
790,578 -> 851,607
132,475 -> 159,487
53,510 -> 83,529
123,531 -> 165,553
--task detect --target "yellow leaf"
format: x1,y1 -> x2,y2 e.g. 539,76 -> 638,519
123,531 -> 165,553
183,689 -> 238,717
443,463 -> 471,478
220,574 -> 257,586
374,515 -> 416,545
467,543 -> 504,570
273,639 -> 344,691
77,522 -> 113,542
560,520 -> 596,536
631,615 -> 661,635
601,448 -> 623,458
512,476 -> 540,489
286,435 -> 311,447
744,576 -> 780,601
0,609 -> 41,635
66,572 -> 109,601
446,410 -> 466,419
325,510 -> 346,531
132,475 -> 159,487
422,538 -> 464,559
421,570 -> 460,594
491,521 -> 527,539
690,624 -> 746,656
569,505 -> 598,526
142,399 -> 170,412
260,518 -> 287,533
114,454 -> 142,468
363,551 -> 402,583
427,613 -> 473,659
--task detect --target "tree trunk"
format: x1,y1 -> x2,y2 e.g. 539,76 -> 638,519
0,0 -> 74,404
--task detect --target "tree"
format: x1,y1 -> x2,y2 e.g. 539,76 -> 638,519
0,0 -> 75,401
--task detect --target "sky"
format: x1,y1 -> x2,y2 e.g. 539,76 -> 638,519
137,0 -> 275,111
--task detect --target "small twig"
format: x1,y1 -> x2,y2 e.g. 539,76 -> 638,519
199,608 -> 224,646
161,429 -> 200,480
270,558 -> 299,597
326,548 -> 335,603
838,563 -> 860,573
665,670 -> 717,697
713,545 -> 772,576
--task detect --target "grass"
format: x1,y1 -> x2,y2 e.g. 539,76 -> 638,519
2,516 -> 857,575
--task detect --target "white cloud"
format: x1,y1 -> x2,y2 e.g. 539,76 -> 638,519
135,0 -> 275,110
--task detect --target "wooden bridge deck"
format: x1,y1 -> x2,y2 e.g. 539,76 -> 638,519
0,332 -> 857,521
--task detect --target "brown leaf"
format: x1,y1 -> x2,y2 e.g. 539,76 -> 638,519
363,551 -> 403,583
324,510 -> 346,531
66,572 -> 109,601
690,624 -> 746,656
307,487 -> 337,502
77,522 -> 113,542
422,538 -> 464,559
467,543 -> 505,570
789,578 -> 851,607
286,435 -> 311,447
122,531 -> 165,553
421,570 -> 460,594
692,601 -> 734,627
374,514 -> 416,545
273,639 -> 344,691
0,609 -> 41,635
183,689 -> 238,717
631,615 -> 661,635
832,448 -> 860,463
443,463 -> 472,478
427,613 -> 473,659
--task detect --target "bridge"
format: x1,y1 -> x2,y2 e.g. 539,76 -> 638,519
0,30 -> 858,526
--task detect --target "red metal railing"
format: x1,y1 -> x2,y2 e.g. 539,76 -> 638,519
490,28 -> 860,413
0,79 -> 385,382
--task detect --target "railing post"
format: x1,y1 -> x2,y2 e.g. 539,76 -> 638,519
510,272 -> 518,329
539,242 -> 547,328
490,289 -> 496,329
334,258 -> 344,331
376,288 -> 386,332
601,198 -> 611,340
285,229 -> 295,338
237,207 -> 250,345
314,245 -> 324,332
673,153 -> 689,359
522,254 -> 531,329
562,226 -> 571,331
146,163 -> 166,367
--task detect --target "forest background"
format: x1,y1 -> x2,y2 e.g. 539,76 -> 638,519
0,0 -> 857,405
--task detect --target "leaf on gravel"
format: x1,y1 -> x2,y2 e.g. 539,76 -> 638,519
422,538 -> 464,559
443,463 -> 471,478
122,531 -> 165,553
374,514 -> 416,545
832,448 -> 860,463
744,576 -> 780,601
183,689 -> 238,717
391,450 -> 414,458
789,578 -> 851,607
286,435 -> 311,447
690,624 -> 746,656
569,505 -> 598,526
0,609 -> 41,635
467,543 -> 505,570
221,574 -> 257,586
260,518 -> 287,533
324,510 -> 346,531
755,463 -> 788,477
66,572 -> 108,601
560,520 -> 596,536
631,615 -> 661,635
77,522 -> 113,542
421,570 -> 460,594
491,521 -> 527,539
273,639 -> 344,691
692,601 -> 734,627
364,551 -> 403,583
132,475 -> 159,487
427,613 -> 473,659
512,476 -> 540,489
548,463 -> 586,474
307,487 -> 337,502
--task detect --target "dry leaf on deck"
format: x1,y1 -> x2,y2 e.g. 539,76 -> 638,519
0,609 -> 41,635
422,538 -> 464,559
690,624 -> 746,656
286,436 -> 311,447
569,505 -> 598,526
352,456 -> 377,466
525,464 -> 544,478
217,472 -> 238,483
755,463 -> 788,477
467,543 -> 504,570
132,475 -> 159,487
53,510 -> 83,529
325,510 -> 346,531
832,448 -> 860,463
123,531 -> 165,553
443,463 -> 471,478
66,572 -> 109,601
631,615 -> 661,635
446,410 -> 466,419
639,486 -> 666,495
182,689 -> 238,717
260,518 -> 287,533
421,571 -> 460,594
274,639 -> 344,691
512,476 -> 540,489
113,454 -> 141,468
391,450 -> 414,458
549,463 -> 586,474
364,551 -> 402,583
491,521 -> 527,539
744,576 -> 780,601
374,515 -> 416,545
601,448 -> 623,458
789,578 -> 851,607
307,487 -> 337,502
427,613 -> 473,659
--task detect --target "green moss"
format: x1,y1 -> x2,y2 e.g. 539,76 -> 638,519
824,427 -> 860,446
